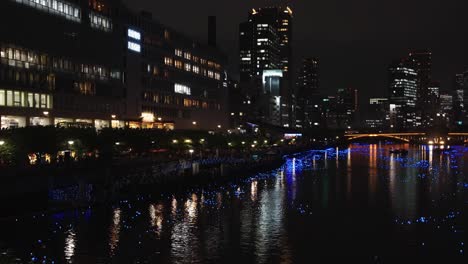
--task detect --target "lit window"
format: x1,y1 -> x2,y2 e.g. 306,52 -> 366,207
184,52 -> 192,60
174,83 -> 191,95
14,0 -> 81,22
128,29 -> 141,40
90,12 -> 112,32
128,41 -> 141,53
192,65 -> 200,74
175,49 -> 183,57
174,60 -> 183,69
164,57 -> 173,66
207,70 -> 214,78
184,63 -> 191,72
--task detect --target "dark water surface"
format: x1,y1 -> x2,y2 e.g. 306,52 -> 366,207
2,143 -> 468,263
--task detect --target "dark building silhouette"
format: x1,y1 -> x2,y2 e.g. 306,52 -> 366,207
208,16 -> 217,47
296,57 -> 319,128
409,49 -> 432,126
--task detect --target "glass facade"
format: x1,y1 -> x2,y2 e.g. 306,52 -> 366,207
13,0 -> 81,22
0,89 -> 52,109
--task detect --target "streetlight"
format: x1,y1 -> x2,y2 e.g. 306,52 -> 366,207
111,115 -> 116,119
68,140 -> 74,146
43,111 -> 49,116
217,125 -> 222,129
0,141 -> 5,146
192,121 -> 197,125
115,142 -> 121,146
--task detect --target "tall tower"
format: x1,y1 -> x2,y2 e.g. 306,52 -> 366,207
409,49 -> 432,125
238,6 -> 293,127
296,58 -> 319,128
388,58 -> 419,129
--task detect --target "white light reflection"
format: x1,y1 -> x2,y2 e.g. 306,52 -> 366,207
64,228 -> 76,262
149,204 -> 164,236
185,194 -> 198,221
251,180 -> 258,201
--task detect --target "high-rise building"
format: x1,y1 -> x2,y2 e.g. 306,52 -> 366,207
296,58 -> 319,128
409,49 -> 432,125
364,98 -> 389,130
336,87 -> 358,129
238,6 -> 293,127
388,58 -> 419,129
439,93 -> 453,127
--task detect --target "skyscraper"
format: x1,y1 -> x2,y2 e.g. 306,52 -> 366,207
296,58 -> 319,128
336,87 -> 358,129
388,58 -> 419,129
239,6 -> 293,127
409,49 -> 432,125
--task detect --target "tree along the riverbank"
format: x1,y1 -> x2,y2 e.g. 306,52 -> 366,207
0,126 -> 309,166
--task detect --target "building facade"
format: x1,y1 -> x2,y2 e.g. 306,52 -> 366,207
0,0 -> 228,131
0,0 -> 126,129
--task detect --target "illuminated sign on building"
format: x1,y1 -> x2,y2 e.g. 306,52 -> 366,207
128,29 -> 141,40
128,41 -> 141,53
127,28 -> 142,53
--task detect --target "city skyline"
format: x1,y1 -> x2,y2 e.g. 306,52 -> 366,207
124,0 -> 468,103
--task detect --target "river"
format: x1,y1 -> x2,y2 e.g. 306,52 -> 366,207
1,143 -> 467,262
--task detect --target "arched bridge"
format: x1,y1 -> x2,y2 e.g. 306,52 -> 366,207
344,132 -> 468,144
344,133 -> 424,143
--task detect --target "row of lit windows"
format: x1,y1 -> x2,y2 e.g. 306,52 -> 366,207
0,68 -> 56,91
0,45 -> 120,81
74,81 -> 96,95
14,0 -> 113,32
164,57 -> 221,80
0,89 -> 52,109
14,0 -> 81,22
143,92 -> 220,110
89,12 -> 112,32
174,49 -> 221,70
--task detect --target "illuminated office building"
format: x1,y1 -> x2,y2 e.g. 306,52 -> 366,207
0,0 -> 228,130
296,58 -> 319,129
388,58 -> 419,129
239,6 -> 293,127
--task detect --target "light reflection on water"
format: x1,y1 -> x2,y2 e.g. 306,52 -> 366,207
2,143 -> 468,262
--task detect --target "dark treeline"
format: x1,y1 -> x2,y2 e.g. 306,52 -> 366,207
0,127 -> 300,166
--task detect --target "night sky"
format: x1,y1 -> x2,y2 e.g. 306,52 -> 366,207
123,0 -> 468,103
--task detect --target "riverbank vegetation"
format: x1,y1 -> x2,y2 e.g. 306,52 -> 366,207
0,127 -> 310,167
